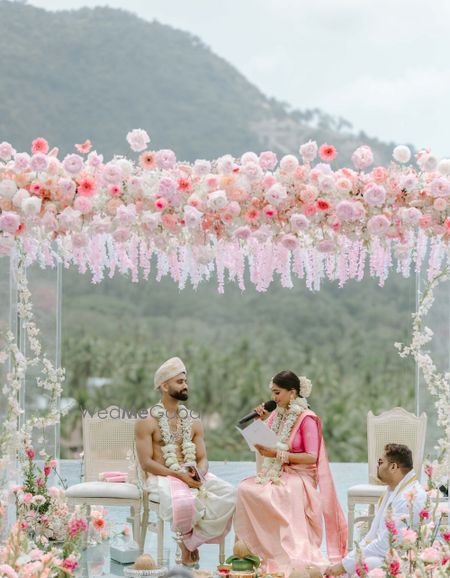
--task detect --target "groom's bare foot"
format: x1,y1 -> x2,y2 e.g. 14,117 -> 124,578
180,543 -> 199,565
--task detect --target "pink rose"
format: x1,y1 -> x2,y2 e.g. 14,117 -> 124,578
280,233 -> 298,250
300,185 -> 318,204
159,176 -> 176,199
234,226 -> 251,240
371,166 -> 388,183
336,200 -> 355,222
205,174 -> 219,191
241,161 -> 263,182
433,197 -> 447,211
0,211 -> 20,234
317,239 -> 335,253
155,149 -> 176,170
352,145 -> 374,170
364,183 -> 386,206
420,547 -> 440,563
112,227 -> 131,242
303,204 -> 317,217
367,214 -> 390,235
279,154 -> 299,173
23,492 -> 33,504
258,151 -> 278,171
336,177 -> 352,193
290,213 -> 309,231
262,174 -> 277,189
73,196 -> 92,214
419,214 -> 432,228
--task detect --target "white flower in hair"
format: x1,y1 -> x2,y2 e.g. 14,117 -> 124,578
299,376 -> 312,398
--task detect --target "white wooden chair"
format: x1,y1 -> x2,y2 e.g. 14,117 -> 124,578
65,408 -> 142,545
347,407 -> 427,546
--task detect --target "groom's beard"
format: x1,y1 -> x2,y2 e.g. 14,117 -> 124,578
169,388 -> 189,401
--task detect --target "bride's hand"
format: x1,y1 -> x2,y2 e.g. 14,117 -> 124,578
254,403 -> 270,420
254,444 -> 276,458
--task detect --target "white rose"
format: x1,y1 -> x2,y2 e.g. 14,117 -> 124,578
393,145 -> 411,164
207,189 -> 228,210
437,159 -> 450,175
184,206 -> 203,228
0,179 -> 17,199
126,128 -> 150,152
13,188 -> 29,208
265,183 -> 287,206
279,154 -> 299,173
240,151 -> 258,164
116,158 -> 134,176
193,159 -> 211,176
417,153 -> 438,172
21,196 -> 42,216
299,140 -> 318,162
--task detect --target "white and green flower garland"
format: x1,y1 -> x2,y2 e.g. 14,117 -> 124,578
154,403 -> 196,471
256,396 -> 308,484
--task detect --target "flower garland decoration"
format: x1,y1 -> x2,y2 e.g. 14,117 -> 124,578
1,134 -> 450,291
154,403 -> 196,471
256,396 -> 308,484
395,267 -> 450,490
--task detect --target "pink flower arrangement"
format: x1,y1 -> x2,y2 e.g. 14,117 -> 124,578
0,133 -> 450,291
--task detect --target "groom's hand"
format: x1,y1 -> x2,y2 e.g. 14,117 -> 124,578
254,444 -> 276,458
175,471 -> 202,489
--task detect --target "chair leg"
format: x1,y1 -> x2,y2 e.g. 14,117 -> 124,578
219,538 -> 225,565
130,505 -> 141,549
140,501 -> 149,553
157,517 -> 164,565
347,502 -> 355,549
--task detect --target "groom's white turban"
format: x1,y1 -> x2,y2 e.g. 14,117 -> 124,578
154,357 -> 186,390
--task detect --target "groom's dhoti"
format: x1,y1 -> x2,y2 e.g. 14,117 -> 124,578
145,473 -> 236,550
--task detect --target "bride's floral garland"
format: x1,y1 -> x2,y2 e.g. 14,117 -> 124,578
154,403 -> 197,471
256,396 -> 308,484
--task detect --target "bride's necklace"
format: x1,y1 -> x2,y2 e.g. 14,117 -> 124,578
256,397 -> 308,484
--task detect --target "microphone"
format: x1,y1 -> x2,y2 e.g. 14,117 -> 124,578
238,400 -> 277,425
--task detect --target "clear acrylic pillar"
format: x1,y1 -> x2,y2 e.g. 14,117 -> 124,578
416,267 -> 450,486
0,251 -> 62,541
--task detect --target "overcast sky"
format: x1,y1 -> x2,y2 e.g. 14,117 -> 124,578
28,0 -> 450,157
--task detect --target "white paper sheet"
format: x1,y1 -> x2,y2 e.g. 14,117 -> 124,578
236,419 -> 280,451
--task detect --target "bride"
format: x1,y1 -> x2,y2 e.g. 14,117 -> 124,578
234,370 -> 347,574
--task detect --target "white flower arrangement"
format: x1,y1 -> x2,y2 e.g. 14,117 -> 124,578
256,396 -> 308,484
395,266 -> 450,488
154,403 -> 196,471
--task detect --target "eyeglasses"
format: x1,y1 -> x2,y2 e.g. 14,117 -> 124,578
377,458 -> 395,466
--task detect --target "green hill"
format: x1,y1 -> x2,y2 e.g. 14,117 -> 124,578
0,0 -> 401,164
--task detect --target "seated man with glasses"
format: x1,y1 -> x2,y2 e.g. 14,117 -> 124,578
325,443 -> 427,576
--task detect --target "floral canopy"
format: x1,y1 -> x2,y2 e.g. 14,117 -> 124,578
0,131 -> 449,292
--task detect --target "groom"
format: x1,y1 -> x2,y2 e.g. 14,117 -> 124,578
135,357 -> 236,566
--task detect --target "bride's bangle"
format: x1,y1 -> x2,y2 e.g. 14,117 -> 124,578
276,450 -> 290,463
